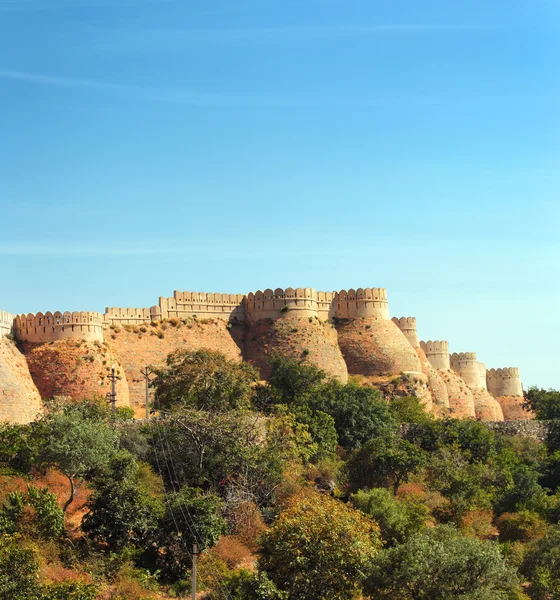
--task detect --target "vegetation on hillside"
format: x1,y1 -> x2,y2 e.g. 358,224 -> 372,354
0,351 -> 559,598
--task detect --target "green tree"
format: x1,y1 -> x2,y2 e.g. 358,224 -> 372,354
157,486 -> 226,582
152,349 -> 258,412
211,570 -> 288,600
82,450 -> 164,551
347,435 -> 426,494
365,524 -> 521,599
260,491 -> 381,600
351,488 -> 429,545
0,535 -> 41,600
264,355 -> 327,405
41,405 -> 120,511
524,387 -> 560,420
26,485 -> 64,539
389,396 -> 435,425
522,525 -> 560,599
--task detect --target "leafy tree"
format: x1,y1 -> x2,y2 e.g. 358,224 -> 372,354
289,405 -> 337,461
522,525 -> 560,599
389,396 -> 435,425
156,486 -> 227,581
26,485 -> 65,539
211,570 -> 288,600
264,355 -> 327,405
347,435 -> 426,494
0,535 -> 41,600
496,511 -> 548,543
260,491 -> 381,600
82,450 -> 164,551
0,491 -> 25,535
40,405 -> 120,511
351,488 -> 429,545
365,524 -> 521,599
524,387 -> 560,420
40,581 -> 99,600
152,349 -> 258,412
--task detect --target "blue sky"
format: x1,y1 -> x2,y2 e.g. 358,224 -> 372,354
1,0 -> 559,388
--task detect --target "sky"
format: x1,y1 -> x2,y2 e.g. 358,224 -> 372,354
0,0 -> 559,388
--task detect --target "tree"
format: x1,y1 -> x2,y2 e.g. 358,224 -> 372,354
389,396 -> 435,425
259,491 -> 381,600
522,525 -> 560,599
0,535 -> 41,600
523,387 -> 560,420
365,524 -> 521,599
347,435 -> 426,495
351,488 -> 429,545
82,450 -> 164,551
264,354 -> 327,406
151,349 -> 258,412
211,570 -> 288,600
40,405 -> 120,511
156,486 -> 226,582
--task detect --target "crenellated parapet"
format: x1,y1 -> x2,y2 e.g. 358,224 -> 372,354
487,367 -> 523,397
160,291 -> 247,322
104,306 -> 161,325
247,288 -> 318,321
334,288 -> 389,320
450,352 -> 487,389
0,311 -> 15,337
420,340 -> 450,370
392,317 -> 419,347
14,311 -> 104,343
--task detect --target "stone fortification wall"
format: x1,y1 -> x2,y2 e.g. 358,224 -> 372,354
392,317 -> 419,348
246,288 -> 317,321
334,288 -> 389,320
160,291 -> 247,322
420,340 -> 450,370
104,307 -> 160,325
487,367 -> 523,397
14,312 -> 104,343
450,352 -> 486,389
0,311 -> 15,337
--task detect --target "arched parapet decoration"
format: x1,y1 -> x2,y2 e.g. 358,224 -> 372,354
487,366 -> 523,397
317,290 -> 336,320
450,351 -> 485,389
159,290 -> 247,321
13,310 -> 104,343
392,316 -> 419,348
246,287 -> 319,321
334,287 -> 389,320
420,340 -> 450,370
0,310 -> 15,337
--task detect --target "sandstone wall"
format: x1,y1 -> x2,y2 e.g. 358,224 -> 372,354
106,319 -> 243,413
14,312 -> 104,343
336,318 -> 422,377
0,311 -> 14,337
439,369 -> 476,418
22,340 -> 129,408
161,291 -> 247,322
420,340 -> 450,370
487,367 -> 523,398
498,396 -> 533,420
237,317 -> 348,382
450,352 -> 484,389
415,347 -> 450,411
392,317 -> 420,348
470,388 -> 504,421
0,338 -> 42,423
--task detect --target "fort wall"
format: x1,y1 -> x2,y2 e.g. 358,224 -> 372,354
450,352 -> 486,389
334,288 -> 389,320
420,340 -> 450,370
161,291 -> 247,322
246,288 -> 317,321
392,317 -> 419,348
104,307 -> 160,325
487,367 -> 523,397
0,311 -> 14,337
14,312 -> 104,343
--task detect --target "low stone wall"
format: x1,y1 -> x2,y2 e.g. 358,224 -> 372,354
401,420 -> 550,441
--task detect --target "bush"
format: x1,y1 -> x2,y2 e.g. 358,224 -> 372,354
496,511 -> 548,543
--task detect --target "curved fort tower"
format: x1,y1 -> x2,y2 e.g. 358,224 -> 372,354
0,283 -> 528,423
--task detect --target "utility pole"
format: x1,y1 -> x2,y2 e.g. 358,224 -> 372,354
106,365 -> 117,412
192,543 -> 200,600
141,365 -> 151,421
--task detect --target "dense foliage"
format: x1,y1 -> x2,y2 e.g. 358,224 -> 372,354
0,351 -> 558,598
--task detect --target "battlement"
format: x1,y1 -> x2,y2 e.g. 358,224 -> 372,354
247,288 -> 318,320
420,340 -> 450,370
0,311 -> 15,337
160,290 -> 247,322
14,311 -> 104,343
487,367 -> 523,397
334,288 -> 389,320
450,352 -> 487,389
104,307 -> 159,325
392,317 -> 419,347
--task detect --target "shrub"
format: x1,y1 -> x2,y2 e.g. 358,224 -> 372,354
496,511 -> 548,543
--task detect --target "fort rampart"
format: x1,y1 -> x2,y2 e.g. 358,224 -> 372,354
14,311 -> 104,343
420,340 -> 450,370
450,352 -> 488,390
487,367 -> 523,397
0,311 -> 14,337
392,317 -> 419,348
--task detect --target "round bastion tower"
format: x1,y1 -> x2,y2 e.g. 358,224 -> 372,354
14,311 -> 104,343
487,368 -> 530,420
